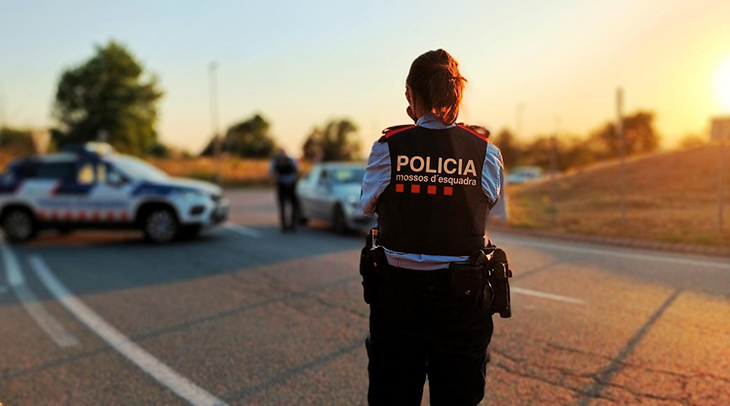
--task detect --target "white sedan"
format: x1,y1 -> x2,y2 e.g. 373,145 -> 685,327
296,163 -> 376,233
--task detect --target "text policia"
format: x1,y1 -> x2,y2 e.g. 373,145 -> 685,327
395,155 -> 478,186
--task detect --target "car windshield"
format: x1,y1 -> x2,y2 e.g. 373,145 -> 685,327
330,168 -> 366,184
109,155 -> 168,181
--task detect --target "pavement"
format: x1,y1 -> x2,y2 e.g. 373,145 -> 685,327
1,189 -> 729,405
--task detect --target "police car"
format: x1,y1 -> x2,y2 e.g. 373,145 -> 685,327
0,143 -> 229,243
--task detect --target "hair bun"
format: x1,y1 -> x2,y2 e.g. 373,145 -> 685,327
406,50 -> 466,125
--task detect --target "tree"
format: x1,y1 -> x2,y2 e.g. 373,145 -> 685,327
201,114 -> 276,158
590,111 -> 660,158
53,41 -> 163,155
678,133 -> 707,149
302,119 -> 361,162
493,129 -> 521,169
0,127 -> 35,156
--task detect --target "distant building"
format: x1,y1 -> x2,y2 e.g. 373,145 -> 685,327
711,116 -> 730,142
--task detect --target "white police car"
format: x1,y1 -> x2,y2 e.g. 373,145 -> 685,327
0,143 -> 229,243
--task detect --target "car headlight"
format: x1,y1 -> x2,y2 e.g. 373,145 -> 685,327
172,189 -> 204,200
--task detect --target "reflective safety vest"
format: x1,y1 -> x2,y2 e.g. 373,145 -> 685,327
376,124 -> 490,256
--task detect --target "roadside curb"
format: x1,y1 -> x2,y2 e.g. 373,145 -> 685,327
489,225 -> 730,258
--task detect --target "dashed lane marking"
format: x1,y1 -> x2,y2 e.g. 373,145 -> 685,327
511,287 -> 586,305
29,255 -> 226,406
0,244 -> 79,348
495,236 -> 730,270
223,222 -> 262,238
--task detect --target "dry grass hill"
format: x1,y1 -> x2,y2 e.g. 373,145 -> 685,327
507,144 -> 730,247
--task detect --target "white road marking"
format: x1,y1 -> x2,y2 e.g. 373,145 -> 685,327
224,222 -> 261,238
496,236 -> 730,270
0,244 -> 79,347
512,287 -> 586,305
29,256 -> 227,406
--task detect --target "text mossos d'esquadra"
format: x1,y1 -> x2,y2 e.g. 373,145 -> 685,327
395,155 -> 478,186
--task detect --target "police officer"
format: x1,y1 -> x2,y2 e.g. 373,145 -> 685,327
270,148 -> 300,232
360,49 -> 506,405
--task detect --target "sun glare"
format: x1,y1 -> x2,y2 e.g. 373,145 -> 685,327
717,57 -> 730,112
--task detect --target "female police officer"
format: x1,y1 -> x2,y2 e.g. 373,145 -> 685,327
360,49 -> 506,405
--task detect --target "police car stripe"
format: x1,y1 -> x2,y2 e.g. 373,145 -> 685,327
35,209 -> 132,223
53,183 -> 96,196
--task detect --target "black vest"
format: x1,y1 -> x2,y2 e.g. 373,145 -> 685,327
274,156 -> 296,176
377,124 -> 490,256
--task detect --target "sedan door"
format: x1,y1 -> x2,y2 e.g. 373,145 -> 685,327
309,168 -> 338,220
297,166 -> 320,219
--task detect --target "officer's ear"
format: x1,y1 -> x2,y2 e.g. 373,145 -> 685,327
405,85 -> 417,122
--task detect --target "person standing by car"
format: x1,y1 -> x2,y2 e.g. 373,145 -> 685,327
270,148 -> 300,232
360,49 -> 507,405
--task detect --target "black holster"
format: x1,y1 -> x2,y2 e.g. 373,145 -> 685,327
451,247 -> 512,318
360,245 -> 386,304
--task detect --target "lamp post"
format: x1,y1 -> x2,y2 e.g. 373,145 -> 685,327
515,102 -> 525,139
617,88 -> 626,226
209,62 -> 222,186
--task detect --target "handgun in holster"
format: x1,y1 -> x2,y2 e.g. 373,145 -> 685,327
360,228 -> 385,304
450,245 -> 513,318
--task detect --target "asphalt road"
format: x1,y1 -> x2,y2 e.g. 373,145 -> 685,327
1,190 -> 729,405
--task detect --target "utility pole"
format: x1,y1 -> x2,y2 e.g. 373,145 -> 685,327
0,94 -> 6,128
515,102 -> 525,139
617,88 -> 626,226
209,62 -> 222,186
713,117 -> 729,233
0,94 -> 6,147
719,138 -> 726,233
550,116 -> 561,227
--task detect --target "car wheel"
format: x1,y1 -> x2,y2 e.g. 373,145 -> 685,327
143,208 -> 179,243
1,208 -> 37,243
333,205 -> 349,234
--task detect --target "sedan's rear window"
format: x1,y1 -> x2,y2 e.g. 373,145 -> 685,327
331,168 -> 366,184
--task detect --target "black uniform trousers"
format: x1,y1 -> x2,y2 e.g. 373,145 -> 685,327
275,181 -> 299,231
367,266 -> 493,406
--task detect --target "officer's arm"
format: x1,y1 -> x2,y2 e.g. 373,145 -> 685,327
360,141 -> 391,217
482,144 -> 508,222
269,159 -> 277,178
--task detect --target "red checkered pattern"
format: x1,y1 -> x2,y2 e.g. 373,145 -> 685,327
395,184 -> 454,196
36,210 -> 132,222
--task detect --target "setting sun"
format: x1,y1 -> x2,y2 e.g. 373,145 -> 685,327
717,57 -> 730,112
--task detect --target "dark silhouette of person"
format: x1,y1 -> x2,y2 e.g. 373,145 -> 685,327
270,149 -> 300,232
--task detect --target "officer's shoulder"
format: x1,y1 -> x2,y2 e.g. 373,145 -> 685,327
456,123 -> 490,141
378,124 -> 416,143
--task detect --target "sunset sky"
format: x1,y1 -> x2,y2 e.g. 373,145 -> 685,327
1,0 -> 730,155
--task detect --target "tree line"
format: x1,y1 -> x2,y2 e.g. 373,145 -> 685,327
494,111 -> 661,171
0,40 -> 361,162
0,40 -> 707,173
